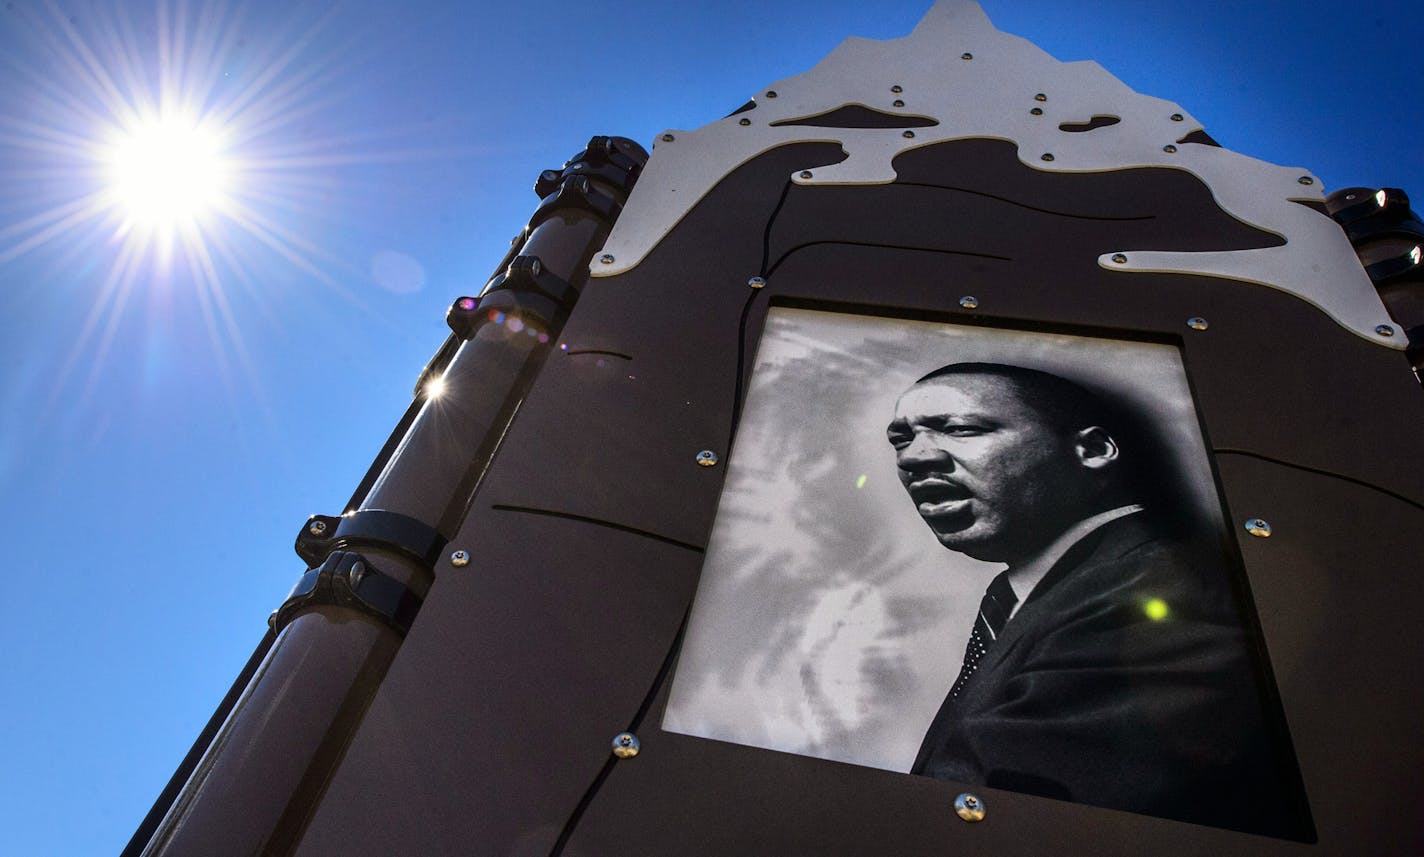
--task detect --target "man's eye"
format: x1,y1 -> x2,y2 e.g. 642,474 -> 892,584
944,425 -> 985,437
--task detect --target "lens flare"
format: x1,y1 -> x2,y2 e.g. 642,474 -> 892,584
1144,598 -> 1169,621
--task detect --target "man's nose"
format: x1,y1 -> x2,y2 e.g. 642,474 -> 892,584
898,433 -> 952,470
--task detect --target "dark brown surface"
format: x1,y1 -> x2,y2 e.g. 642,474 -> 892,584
292,139 -> 1424,854
293,509 -> 702,856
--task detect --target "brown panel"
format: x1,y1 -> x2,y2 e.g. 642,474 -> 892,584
560,458 -> 1424,856
293,510 -> 701,856
477,142 -> 847,549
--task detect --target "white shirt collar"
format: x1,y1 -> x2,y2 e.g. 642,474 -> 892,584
1004,504 -> 1144,620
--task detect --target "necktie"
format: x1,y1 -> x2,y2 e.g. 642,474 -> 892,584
948,571 -> 1017,699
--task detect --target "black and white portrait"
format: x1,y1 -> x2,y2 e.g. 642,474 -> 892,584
663,307 -> 1304,837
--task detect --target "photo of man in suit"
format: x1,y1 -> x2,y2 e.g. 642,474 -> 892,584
887,362 -> 1304,837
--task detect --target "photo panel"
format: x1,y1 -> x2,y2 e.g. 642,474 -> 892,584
663,307 -> 1307,838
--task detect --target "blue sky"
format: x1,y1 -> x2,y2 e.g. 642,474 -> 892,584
1,1 -> 1419,853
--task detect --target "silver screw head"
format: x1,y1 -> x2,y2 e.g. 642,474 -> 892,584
903,130 -> 915,139
961,52 -> 973,60
891,84 -> 903,93
892,99 -> 905,107
959,295 -> 978,309
1187,317 -> 1209,330
1030,107 -> 1043,115
1111,253 -> 1128,264
1041,153 -> 1054,162
611,732 -> 640,759
450,549 -> 471,567
799,170 -> 813,179
599,254 -> 615,264
765,90 -> 777,98
1163,144 -> 1177,153
661,133 -> 674,142
696,450 -> 719,467
1376,324 -> 1396,336
748,276 -> 766,289
954,793 -> 986,822
1298,175 -> 1315,185
307,519 -> 328,536
1034,92 -> 1047,102
739,117 -> 750,126
1170,113 -> 1184,121
1245,519 -> 1272,538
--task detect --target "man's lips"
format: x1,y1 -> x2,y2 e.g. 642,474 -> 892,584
908,478 -> 972,517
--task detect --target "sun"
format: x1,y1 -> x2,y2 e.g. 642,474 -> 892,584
107,115 -> 231,229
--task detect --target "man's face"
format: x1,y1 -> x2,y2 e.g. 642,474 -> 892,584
887,374 -> 1089,564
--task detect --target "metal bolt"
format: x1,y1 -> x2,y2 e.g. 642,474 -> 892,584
765,90 -> 777,98
307,520 -> 328,536
1163,144 -> 1177,153
903,130 -> 915,139
748,276 -> 766,289
1376,324 -> 1396,336
1034,92 -> 1047,102
799,170 -> 813,179
959,295 -> 978,309
450,550 -> 470,567
892,99 -> 905,107
961,52 -> 973,60
696,450 -> 719,467
661,133 -> 674,142
1030,107 -> 1043,115
1244,519 -> 1272,538
1187,317 -> 1209,330
955,793 -> 986,822
1170,113 -> 1184,121
1111,253 -> 1128,264
1297,176 -> 1314,185
739,117 -> 750,126
599,254 -> 615,264
612,732 -> 640,759
1041,153 -> 1054,161
891,84 -> 903,93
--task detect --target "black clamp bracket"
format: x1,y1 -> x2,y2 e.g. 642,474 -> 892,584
295,509 -> 447,569
534,135 -> 644,198
444,254 -> 578,331
270,550 -> 423,637
528,175 -> 622,231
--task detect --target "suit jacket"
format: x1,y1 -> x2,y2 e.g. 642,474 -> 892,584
911,514 -> 1307,839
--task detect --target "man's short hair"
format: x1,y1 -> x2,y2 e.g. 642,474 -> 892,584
915,363 -> 1111,438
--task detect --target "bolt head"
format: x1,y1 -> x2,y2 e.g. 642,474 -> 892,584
747,276 -> 766,289
1376,324 -> 1396,337
599,254 -> 615,264
1030,107 -> 1043,115
1111,253 -> 1128,264
450,549 -> 471,567
1298,176 -> 1315,185
611,732 -> 640,759
892,99 -> 905,107
765,90 -> 777,98
954,793 -> 986,822
1170,113 -> 1184,121
1187,317 -> 1208,330
891,84 -> 903,93
958,295 -> 978,309
799,170 -> 813,179
1245,519 -> 1272,538
903,130 -> 915,139
739,117 -> 750,126
1034,92 -> 1047,102
1041,153 -> 1054,162
1163,144 -> 1177,153
308,519 -> 328,536
961,52 -> 973,60
661,133 -> 674,142
696,450 -> 719,467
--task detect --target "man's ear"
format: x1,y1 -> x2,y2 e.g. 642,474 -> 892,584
1073,426 -> 1119,471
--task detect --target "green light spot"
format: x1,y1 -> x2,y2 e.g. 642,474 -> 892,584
855,474 -> 867,489
1144,598 -> 1169,621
